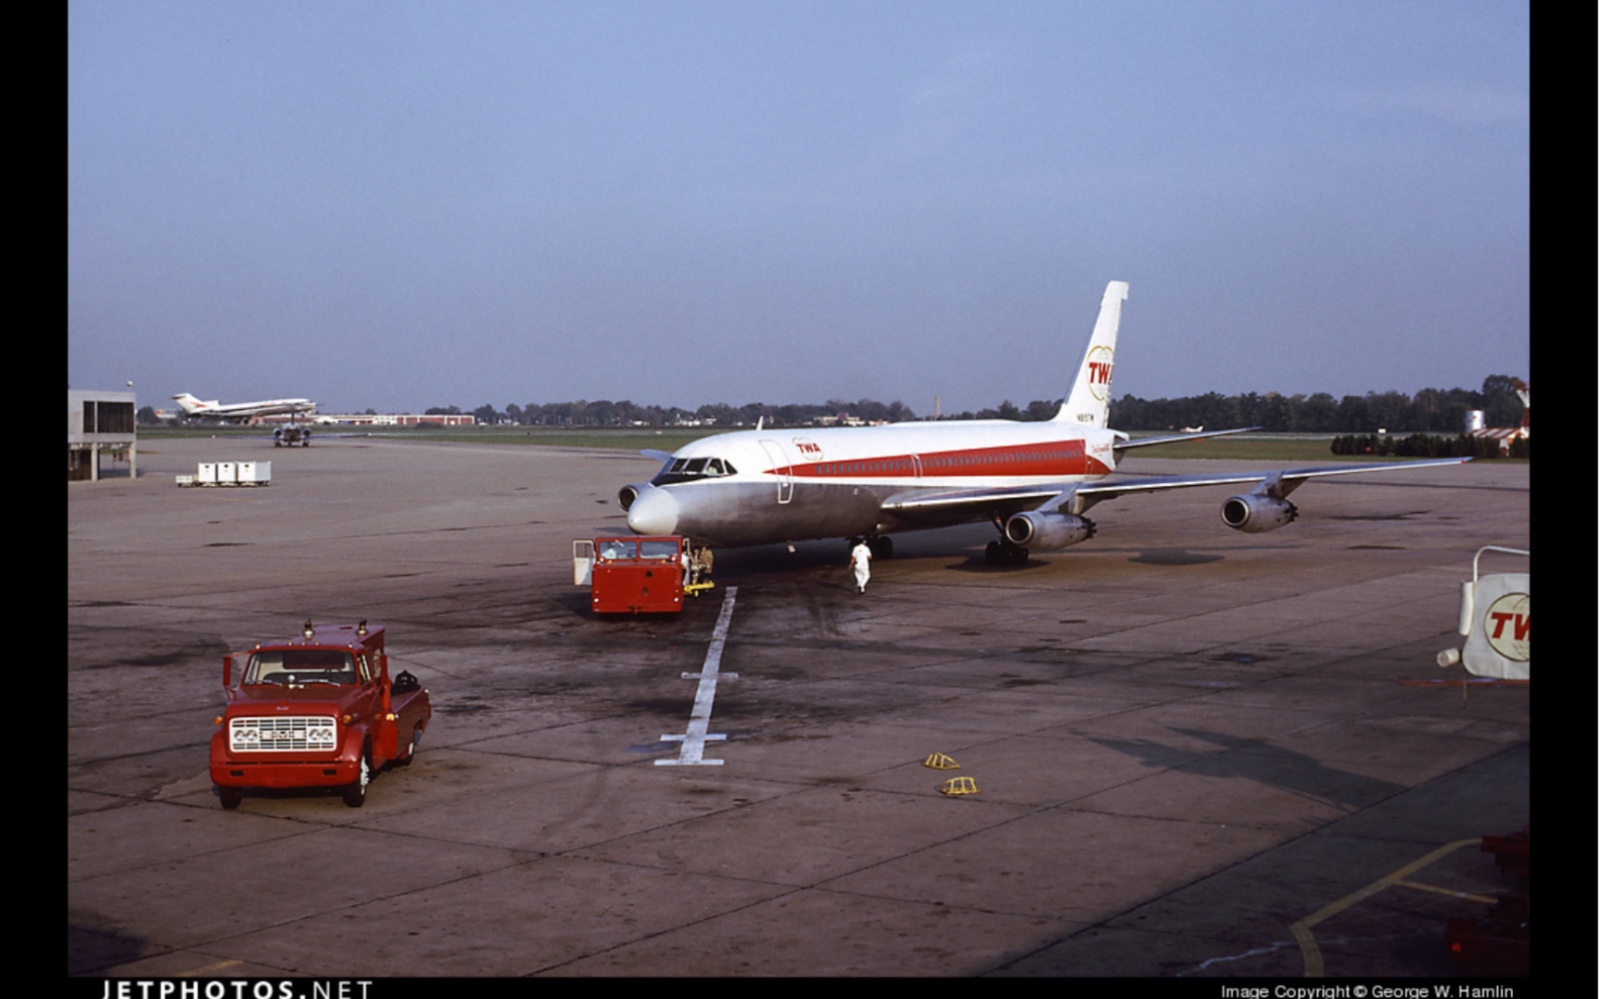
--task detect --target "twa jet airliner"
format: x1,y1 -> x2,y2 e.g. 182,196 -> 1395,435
172,392 -> 317,423
619,281 -> 1468,565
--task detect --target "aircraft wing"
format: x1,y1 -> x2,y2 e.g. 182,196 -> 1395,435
1067,456 -> 1472,506
881,456 -> 1472,523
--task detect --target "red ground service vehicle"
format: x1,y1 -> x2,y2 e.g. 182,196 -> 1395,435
573,535 -> 712,613
209,620 -> 431,809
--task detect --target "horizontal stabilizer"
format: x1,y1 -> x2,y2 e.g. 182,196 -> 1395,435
1114,427 -> 1261,453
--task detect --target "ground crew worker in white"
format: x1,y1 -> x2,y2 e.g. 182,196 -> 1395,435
850,538 -> 873,594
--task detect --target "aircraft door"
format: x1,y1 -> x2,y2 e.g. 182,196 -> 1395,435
758,440 -> 794,504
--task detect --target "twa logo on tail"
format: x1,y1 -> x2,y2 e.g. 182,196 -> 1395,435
1055,280 -> 1126,427
1086,348 -> 1114,399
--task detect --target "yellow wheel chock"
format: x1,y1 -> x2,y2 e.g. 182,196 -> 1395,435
938,776 -> 979,796
923,753 -> 960,770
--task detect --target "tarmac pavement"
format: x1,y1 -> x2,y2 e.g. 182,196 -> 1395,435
68,436 -> 1529,978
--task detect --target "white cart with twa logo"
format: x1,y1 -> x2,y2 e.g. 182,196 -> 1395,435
1437,546 -> 1529,680
1436,546 -> 1528,975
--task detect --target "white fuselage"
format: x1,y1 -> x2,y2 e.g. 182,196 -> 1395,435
624,419 -> 1120,547
173,394 -> 317,422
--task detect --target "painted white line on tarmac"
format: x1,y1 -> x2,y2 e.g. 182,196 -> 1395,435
657,585 -> 738,766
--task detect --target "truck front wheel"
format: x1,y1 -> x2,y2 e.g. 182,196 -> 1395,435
217,785 -> 242,810
342,749 -> 371,808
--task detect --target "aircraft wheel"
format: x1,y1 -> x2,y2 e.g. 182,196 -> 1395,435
869,536 -> 893,559
985,541 -> 1029,566
217,785 -> 242,810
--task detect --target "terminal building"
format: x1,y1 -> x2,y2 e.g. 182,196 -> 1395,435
1464,379 -> 1529,454
68,389 -> 137,481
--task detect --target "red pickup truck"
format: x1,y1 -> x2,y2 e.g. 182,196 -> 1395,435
209,620 -> 431,809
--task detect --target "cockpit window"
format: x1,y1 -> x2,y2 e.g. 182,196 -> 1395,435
651,456 -> 738,485
639,540 -> 680,559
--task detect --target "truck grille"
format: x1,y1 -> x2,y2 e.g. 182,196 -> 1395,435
229,716 -> 338,753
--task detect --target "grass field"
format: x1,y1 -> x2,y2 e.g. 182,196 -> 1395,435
135,424 -> 1489,464
138,424 -> 711,452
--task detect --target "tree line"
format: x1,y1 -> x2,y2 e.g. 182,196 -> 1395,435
441,375 -> 1524,435
1107,375 -> 1524,434
430,398 -> 919,428
1330,432 -> 1528,460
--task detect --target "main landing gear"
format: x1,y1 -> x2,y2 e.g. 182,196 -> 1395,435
985,514 -> 1029,565
984,540 -> 1030,565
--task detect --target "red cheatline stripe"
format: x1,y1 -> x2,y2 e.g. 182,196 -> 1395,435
765,440 -> 1098,479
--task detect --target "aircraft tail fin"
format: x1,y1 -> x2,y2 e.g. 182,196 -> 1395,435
1053,281 -> 1128,427
171,393 -> 211,415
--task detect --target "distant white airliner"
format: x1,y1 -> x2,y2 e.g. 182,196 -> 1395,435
619,281 -> 1469,564
171,393 -> 317,422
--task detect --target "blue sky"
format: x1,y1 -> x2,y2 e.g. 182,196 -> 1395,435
68,2 -> 1528,417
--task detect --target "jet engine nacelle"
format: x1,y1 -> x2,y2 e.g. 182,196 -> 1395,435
618,484 -> 646,512
1220,494 -> 1298,533
1003,511 -> 1096,550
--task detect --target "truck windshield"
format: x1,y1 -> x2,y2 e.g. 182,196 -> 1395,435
245,649 -> 358,685
598,539 -> 638,561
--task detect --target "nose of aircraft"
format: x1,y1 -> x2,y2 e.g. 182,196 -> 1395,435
626,486 -> 679,536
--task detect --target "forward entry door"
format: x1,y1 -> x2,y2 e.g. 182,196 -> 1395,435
758,439 -> 794,504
